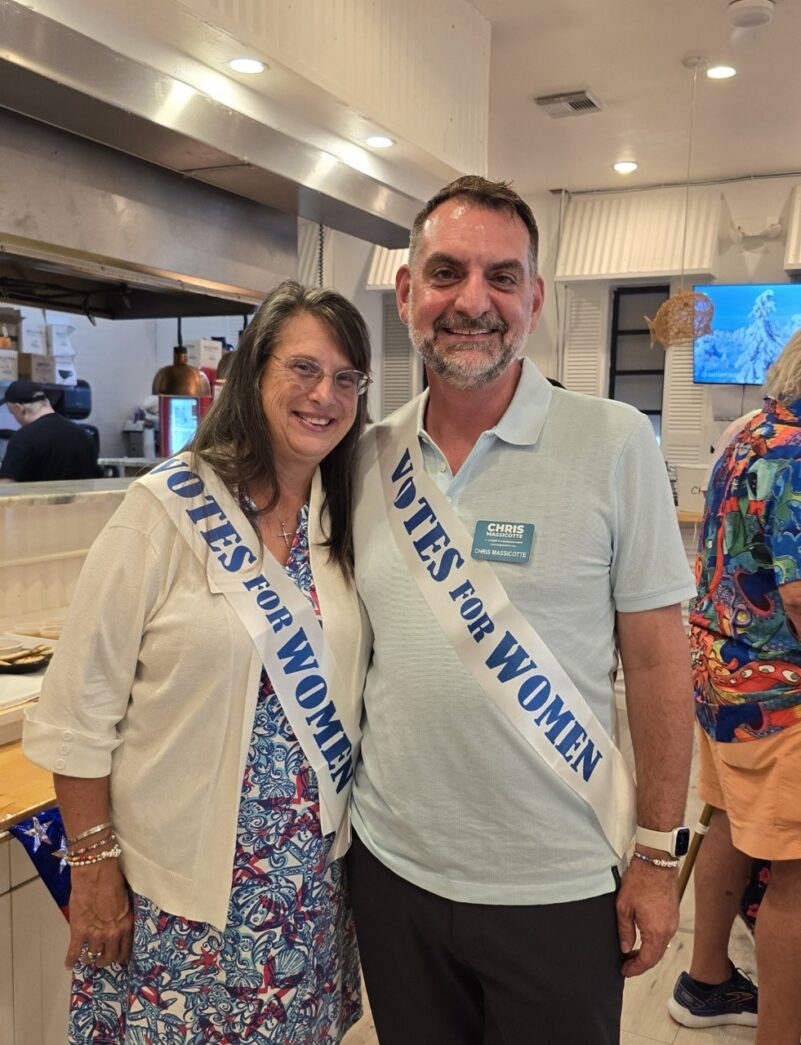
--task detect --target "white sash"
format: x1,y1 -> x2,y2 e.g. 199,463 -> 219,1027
146,454 -> 358,856
376,416 -> 636,858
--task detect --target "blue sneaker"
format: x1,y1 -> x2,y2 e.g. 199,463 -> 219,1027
667,963 -> 758,1028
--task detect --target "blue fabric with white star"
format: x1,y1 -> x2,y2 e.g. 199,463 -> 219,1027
10,808 -> 71,916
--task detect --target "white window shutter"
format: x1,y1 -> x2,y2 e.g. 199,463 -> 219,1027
381,292 -> 420,418
562,285 -> 607,396
661,340 -> 706,466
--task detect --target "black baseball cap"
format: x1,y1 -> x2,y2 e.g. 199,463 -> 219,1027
0,379 -> 49,406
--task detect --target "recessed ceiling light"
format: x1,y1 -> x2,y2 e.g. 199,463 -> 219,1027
613,160 -> 638,174
365,135 -> 394,149
727,0 -> 774,28
228,57 -> 265,74
707,65 -> 737,79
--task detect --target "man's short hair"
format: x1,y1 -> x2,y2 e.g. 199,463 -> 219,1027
765,329 -> 801,404
408,175 -> 539,278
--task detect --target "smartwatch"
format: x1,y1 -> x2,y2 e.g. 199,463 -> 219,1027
635,825 -> 691,858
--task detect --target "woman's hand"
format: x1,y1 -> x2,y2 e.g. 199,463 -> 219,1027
65,860 -> 133,969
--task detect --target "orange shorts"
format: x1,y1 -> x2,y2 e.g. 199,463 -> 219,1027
696,718 -> 801,860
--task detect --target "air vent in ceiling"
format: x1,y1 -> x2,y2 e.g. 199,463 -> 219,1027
534,90 -> 603,119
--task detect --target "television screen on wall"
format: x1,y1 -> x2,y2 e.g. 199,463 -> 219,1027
693,283 -> 801,385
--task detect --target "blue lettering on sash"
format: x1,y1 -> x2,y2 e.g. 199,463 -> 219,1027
158,460 -> 353,793
485,630 -> 604,782
166,469 -> 205,499
150,457 -> 185,475
484,630 -> 539,682
390,449 -> 464,582
388,447 -> 604,785
305,702 -> 354,792
276,633 -> 353,791
276,628 -> 319,674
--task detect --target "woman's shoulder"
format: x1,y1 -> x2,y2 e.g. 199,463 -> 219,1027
107,477 -> 175,541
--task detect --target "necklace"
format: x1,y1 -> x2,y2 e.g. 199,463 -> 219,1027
274,513 -> 296,549
240,492 -> 301,548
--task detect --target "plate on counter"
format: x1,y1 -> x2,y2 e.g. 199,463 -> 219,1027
0,635 -> 55,676
0,655 -> 50,674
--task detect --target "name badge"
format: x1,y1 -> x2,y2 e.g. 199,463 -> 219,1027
471,520 -> 534,563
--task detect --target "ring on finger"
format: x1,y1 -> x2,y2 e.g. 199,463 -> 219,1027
81,943 -> 104,961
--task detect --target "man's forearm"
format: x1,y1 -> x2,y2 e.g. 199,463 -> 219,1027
617,605 -> 694,831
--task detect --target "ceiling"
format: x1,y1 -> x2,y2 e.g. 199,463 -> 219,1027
475,0 -> 801,196
2,0 -> 799,254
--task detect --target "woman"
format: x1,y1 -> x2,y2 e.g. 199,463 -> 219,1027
23,281 -> 372,1044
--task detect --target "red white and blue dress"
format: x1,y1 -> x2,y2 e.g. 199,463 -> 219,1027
69,507 -> 362,1043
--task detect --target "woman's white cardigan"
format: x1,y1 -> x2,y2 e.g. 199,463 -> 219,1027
23,467 -> 369,929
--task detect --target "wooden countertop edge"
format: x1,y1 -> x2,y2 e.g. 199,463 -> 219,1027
0,740 -> 56,842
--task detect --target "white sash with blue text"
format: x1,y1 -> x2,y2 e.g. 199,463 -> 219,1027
147,454 -> 358,859
376,421 -> 636,858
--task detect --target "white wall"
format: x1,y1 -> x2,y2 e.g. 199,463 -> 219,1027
713,177 -> 797,284
2,309 -> 254,459
5,307 -> 159,458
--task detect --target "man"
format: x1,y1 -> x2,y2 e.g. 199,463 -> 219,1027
668,330 -> 801,1044
0,379 -> 100,482
348,176 -> 696,1044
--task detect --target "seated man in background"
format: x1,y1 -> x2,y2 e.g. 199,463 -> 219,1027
0,379 -> 100,482
669,330 -> 801,1044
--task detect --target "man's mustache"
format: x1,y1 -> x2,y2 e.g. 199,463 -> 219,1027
432,312 -> 508,336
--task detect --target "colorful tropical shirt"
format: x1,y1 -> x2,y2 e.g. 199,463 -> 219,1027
690,397 -> 801,742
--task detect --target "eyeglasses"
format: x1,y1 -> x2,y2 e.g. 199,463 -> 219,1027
271,355 -> 371,396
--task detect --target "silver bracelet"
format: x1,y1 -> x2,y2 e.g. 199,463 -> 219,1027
66,820 -> 112,846
632,850 -> 680,870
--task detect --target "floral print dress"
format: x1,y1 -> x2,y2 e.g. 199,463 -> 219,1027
69,507 -> 361,1044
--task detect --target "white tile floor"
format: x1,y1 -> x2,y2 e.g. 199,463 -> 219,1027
344,683 -> 758,1045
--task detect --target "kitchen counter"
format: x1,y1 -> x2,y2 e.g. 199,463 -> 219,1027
99,457 -> 163,477
0,740 -> 55,840
0,477 -> 132,506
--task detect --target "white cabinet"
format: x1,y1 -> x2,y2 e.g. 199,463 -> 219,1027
1,845 -> 13,1045
0,839 -> 71,1045
11,875 -> 71,1045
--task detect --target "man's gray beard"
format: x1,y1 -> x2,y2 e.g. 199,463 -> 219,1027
409,326 -> 522,391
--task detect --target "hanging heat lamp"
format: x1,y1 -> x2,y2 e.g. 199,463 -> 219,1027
152,317 -> 211,396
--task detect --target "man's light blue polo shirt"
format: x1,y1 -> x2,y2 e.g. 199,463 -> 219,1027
352,359 -> 695,904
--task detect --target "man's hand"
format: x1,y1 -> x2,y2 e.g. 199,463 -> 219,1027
616,856 -> 679,977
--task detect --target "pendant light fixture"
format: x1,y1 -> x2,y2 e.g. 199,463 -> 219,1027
152,317 -> 211,396
646,55 -> 714,349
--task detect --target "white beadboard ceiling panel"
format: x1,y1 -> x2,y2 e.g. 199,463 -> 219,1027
194,0 -> 490,176
556,187 -> 724,282
367,247 -> 410,290
784,185 -> 801,271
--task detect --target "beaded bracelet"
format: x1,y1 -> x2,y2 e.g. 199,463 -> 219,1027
66,821 -> 112,846
65,844 -> 121,867
55,832 -> 116,861
632,850 -> 680,870
69,832 -> 117,857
